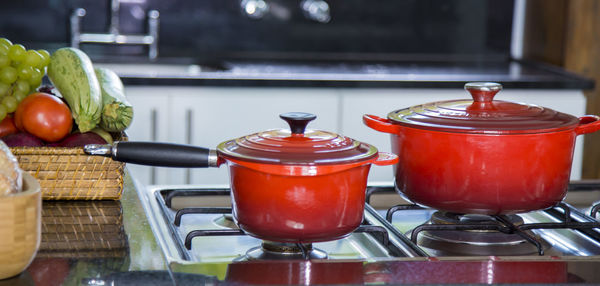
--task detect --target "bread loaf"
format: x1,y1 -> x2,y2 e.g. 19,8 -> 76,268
0,140 -> 22,195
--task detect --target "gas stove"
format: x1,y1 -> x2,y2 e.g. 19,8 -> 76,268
137,181 -> 600,284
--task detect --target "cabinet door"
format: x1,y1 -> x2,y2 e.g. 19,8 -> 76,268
124,87 -> 171,186
341,88 -> 586,183
169,87 -> 341,186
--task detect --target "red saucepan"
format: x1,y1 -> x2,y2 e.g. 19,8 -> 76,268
363,82 -> 600,215
85,112 -> 397,243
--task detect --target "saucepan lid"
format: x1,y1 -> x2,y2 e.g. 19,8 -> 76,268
387,82 -> 580,134
217,112 -> 378,165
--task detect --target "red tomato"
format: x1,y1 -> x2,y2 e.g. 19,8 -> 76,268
14,92 -> 73,142
0,114 -> 18,137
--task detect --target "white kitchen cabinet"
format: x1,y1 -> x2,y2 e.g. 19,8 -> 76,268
123,86 -> 587,186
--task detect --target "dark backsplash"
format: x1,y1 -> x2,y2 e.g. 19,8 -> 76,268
0,0 -> 514,63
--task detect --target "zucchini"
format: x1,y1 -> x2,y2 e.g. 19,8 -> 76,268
47,47 -> 102,133
94,67 -> 133,132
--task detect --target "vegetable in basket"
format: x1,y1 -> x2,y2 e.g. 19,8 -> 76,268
95,67 -> 133,132
47,47 -> 102,133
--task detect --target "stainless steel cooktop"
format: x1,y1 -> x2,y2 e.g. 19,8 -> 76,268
136,182 -> 600,284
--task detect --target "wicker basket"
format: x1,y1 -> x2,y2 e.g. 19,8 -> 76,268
37,200 -> 127,258
9,133 -> 127,200
0,173 -> 41,279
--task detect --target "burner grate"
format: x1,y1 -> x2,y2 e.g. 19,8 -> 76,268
384,202 -> 600,256
174,207 -> 232,226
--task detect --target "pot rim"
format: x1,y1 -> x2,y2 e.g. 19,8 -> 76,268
220,153 -> 380,176
386,110 -> 579,135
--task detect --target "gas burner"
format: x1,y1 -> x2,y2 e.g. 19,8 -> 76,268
411,212 -> 549,256
213,214 -> 239,229
235,241 -> 328,261
431,212 -> 524,226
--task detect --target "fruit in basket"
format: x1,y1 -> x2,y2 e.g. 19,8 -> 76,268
47,47 -> 102,133
95,67 -> 133,132
14,92 -> 73,142
0,37 -> 51,122
0,115 -> 17,137
1,132 -> 44,147
49,131 -> 108,147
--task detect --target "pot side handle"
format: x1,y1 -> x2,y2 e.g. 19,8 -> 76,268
372,152 -> 399,166
575,115 -> 600,135
362,114 -> 401,134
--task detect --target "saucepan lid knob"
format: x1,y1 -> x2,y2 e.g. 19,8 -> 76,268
280,112 -> 317,135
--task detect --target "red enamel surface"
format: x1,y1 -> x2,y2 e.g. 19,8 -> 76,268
225,260 -> 569,285
225,261 -> 365,285
363,261 -> 568,284
390,126 -> 576,214
363,112 -> 600,214
227,162 -> 371,242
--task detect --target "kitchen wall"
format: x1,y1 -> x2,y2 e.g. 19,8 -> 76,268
0,0 -> 514,63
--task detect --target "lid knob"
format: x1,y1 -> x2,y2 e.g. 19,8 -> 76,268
280,112 -> 317,135
465,82 -> 503,103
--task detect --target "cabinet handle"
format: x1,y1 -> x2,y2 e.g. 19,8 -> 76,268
185,109 -> 193,184
150,108 -> 158,184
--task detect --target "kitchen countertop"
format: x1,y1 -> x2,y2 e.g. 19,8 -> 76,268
0,170 -> 172,286
95,59 -> 595,89
3,172 -> 600,285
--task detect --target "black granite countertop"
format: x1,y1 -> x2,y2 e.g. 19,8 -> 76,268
94,59 -> 595,89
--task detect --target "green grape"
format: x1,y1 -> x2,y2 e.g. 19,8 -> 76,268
13,90 -> 27,102
28,67 -> 43,87
8,44 -> 26,62
0,45 -> 9,57
16,64 -> 33,80
0,55 -> 10,68
2,95 -> 17,113
0,66 -> 17,84
0,105 -> 7,122
0,38 -> 11,56
24,50 -> 42,67
14,79 -> 29,94
37,49 -> 50,67
0,38 -> 12,47
0,82 -> 9,96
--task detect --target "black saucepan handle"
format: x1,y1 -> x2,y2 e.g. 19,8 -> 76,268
84,141 -> 219,168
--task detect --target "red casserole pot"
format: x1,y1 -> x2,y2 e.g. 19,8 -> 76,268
363,82 -> 600,215
85,112 -> 397,243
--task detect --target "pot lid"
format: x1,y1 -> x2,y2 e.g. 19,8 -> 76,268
387,82 -> 580,134
217,112 -> 378,165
